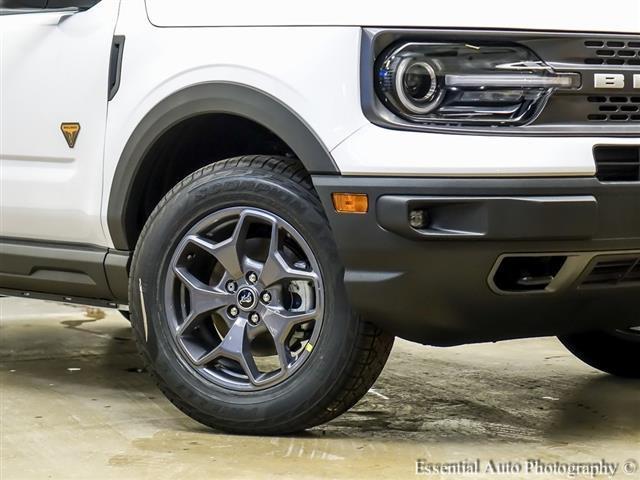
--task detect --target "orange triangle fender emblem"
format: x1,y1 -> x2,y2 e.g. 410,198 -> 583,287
60,122 -> 81,148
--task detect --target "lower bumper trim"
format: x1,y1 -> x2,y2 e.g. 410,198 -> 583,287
378,195 -> 598,240
313,175 -> 640,345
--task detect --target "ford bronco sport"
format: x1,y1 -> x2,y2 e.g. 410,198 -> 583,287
1,0 -> 638,434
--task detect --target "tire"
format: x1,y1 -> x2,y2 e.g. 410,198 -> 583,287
129,155 -> 394,435
558,328 -> 640,378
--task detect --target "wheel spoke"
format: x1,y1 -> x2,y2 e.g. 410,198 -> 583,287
259,225 -> 318,287
246,321 -> 269,341
262,307 -> 317,375
187,234 -> 244,280
173,266 -> 232,334
196,318 -> 262,384
262,307 -> 317,344
272,336 -> 293,376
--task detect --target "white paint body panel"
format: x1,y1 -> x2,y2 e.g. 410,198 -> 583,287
1,0 -> 638,249
145,0 -> 640,33
333,126 -> 640,177
0,1 -> 119,245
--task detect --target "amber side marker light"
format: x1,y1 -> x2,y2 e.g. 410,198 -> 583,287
331,193 -> 369,214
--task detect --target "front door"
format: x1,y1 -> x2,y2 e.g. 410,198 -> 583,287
0,0 -> 120,246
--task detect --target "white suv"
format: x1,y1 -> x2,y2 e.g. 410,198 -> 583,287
1,0 -> 639,434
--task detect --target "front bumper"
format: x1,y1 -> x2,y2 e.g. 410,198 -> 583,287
313,175 -> 640,346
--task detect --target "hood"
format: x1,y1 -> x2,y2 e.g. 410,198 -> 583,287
145,0 -> 640,33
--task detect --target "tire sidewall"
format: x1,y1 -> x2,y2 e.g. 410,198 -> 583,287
560,330 -> 640,378
129,166 -> 359,429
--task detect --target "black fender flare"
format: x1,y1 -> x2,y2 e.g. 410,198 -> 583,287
107,82 -> 339,250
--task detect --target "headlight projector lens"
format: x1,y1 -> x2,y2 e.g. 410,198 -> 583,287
396,58 -> 441,114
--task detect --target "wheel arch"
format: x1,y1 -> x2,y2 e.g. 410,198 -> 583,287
106,82 -> 340,251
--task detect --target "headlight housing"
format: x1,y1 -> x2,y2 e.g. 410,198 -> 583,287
376,42 -> 580,126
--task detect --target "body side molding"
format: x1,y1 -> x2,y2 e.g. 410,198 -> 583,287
0,237 -> 131,305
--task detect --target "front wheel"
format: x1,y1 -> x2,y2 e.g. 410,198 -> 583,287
129,156 -> 394,434
559,327 -> 640,378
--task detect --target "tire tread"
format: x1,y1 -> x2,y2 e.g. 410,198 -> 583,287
130,155 -> 393,434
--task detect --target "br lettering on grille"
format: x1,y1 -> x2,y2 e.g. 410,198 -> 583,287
594,74 -> 640,89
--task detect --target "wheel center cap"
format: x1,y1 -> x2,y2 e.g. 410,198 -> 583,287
236,287 -> 258,312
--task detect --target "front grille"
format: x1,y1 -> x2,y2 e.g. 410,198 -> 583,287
528,34 -> 640,131
582,256 -> 640,286
584,40 -> 640,65
594,146 -> 640,182
587,96 -> 640,122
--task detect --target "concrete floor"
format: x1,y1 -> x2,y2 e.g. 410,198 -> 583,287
1,298 -> 638,480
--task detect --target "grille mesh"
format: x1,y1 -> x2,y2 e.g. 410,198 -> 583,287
584,40 -> 640,65
587,96 -> 640,122
581,256 -> 640,286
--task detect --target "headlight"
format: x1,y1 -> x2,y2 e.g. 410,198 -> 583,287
376,42 -> 581,126
395,59 -> 441,114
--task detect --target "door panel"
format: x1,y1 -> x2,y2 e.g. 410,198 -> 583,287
0,0 -> 119,246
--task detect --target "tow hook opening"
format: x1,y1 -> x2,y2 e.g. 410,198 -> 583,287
493,256 -> 568,293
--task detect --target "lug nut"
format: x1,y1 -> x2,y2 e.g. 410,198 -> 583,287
249,312 -> 260,325
225,280 -> 237,293
247,271 -> 258,284
260,291 -> 272,304
228,306 -> 239,318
